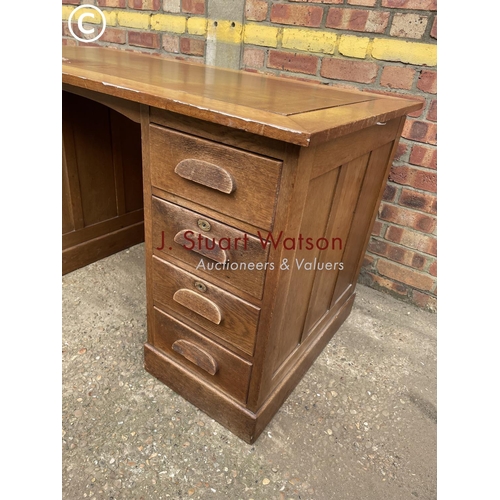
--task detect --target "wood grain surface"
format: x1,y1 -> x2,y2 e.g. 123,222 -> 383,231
63,46 -> 422,146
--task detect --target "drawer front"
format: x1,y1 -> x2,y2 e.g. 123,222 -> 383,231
149,125 -> 282,230
152,257 -> 260,355
152,196 -> 270,299
153,308 -> 252,403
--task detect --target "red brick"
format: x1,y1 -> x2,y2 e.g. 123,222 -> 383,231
348,0 -> 376,5
369,238 -> 427,270
430,16 -> 437,39
245,0 -> 268,21
412,290 -> 436,311
377,259 -> 435,291
162,33 -> 180,53
389,245 -> 426,270
62,0 -> 82,4
417,70 -> 437,94
326,7 -> 389,33
268,50 -> 319,75
390,165 -> 436,192
395,142 -> 409,161
62,38 -> 79,46
368,238 -> 388,256
270,4 -> 323,27
379,204 -> 436,233
372,220 -> 383,236
180,37 -> 205,56
128,0 -> 161,9
362,254 -> 376,269
399,188 -> 437,214
429,260 -> 437,277
381,0 -> 437,10
427,99 -> 437,122
290,0 -> 342,3
410,252 -> 427,270
97,0 -> 127,6
181,0 -> 205,14
402,119 -> 437,145
99,27 -> 127,44
382,183 -> 397,202
385,226 -> 436,256
321,58 -> 378,83
380,66 -> 415,90
409,144 -> 436,169
64,22 -> 92,41
243,47 -> 265,69
128,31 -> 160,48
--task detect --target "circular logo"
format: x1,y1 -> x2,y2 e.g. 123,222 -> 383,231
68,5 -> 107,43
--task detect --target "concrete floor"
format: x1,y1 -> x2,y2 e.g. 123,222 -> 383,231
62,243 -> 436,500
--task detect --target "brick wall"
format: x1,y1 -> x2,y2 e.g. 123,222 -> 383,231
62,0 -> 437,311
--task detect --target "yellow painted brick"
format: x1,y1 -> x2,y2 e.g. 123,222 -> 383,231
372,38 -> 437,66
207,20 -> 243,44
62,6 -> 74,21
244,23 -> 280,48
151,14 -> 186,33
338,35 -> 370,59
117,11 -> 150,30
282,28 -> 336,54
102,11 -> 117,27
65,7 -> 117,27
187,17 -> 207,36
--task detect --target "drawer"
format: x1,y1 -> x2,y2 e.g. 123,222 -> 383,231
153,308 -> 252,404
152,197 -> 270,299
149,125 -> 282,230
152,257 -> 260,355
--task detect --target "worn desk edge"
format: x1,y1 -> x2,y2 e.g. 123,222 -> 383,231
62,47 -> 422,147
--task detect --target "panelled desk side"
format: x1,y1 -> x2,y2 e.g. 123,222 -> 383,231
63,47 -> 422,443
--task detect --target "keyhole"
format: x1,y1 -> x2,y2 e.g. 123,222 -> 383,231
197,219 -> 211,232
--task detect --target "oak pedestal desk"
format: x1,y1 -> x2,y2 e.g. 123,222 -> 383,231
62,46 -> 420,443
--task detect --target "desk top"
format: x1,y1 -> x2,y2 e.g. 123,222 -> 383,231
62,46 -> 421,146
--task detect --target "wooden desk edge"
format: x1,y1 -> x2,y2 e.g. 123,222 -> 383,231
62,70 -> 420,148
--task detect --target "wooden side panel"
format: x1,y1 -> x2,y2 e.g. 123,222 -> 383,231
331,140 -> 396,309
62,145 -> 74,235
259,119 -> 403,400
62,92 -> 145,274
62,222 -> 144,275
64,92 -> 118,226
310,118 -> 401,178
113,110 -> 144,213
302,153 -> 370,334
270,168 -> 339,371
